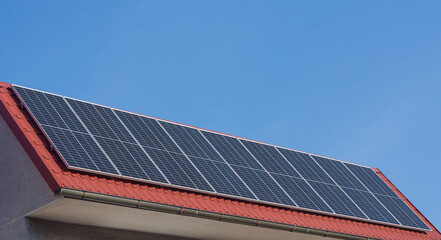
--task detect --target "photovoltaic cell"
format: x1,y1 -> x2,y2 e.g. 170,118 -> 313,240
312,156 -> 367,191
144,147 -> 212,191
67,99 -> 120,140
159,121 -> 255,198
115,110 -> 179,152
71,132 -> 119,174
308,181 -> 367,219
277,149 -> 334,184
271,173 -> 331,212
12,85 -> 431,231
375,194 -> 428,229
44,94 -> 87,133
14,86 -> 119,174
213,161 -> 256,199
160,121 -> 222,161
201,131 -> 264,170
240,140 -> 301,178
344,163 -> 397,197
231,165 -> 294,205
342,187 -> 398,224
190,157 -> 255,198
43,126 -> 99,171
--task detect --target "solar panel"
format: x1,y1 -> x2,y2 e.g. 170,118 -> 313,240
12,85 -> 431,231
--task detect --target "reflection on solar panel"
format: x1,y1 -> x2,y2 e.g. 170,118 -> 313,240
12,85 -> 430,231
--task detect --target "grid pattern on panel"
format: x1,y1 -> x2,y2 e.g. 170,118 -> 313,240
277,149 -> 334,184
66,98 -> 166,181
67,99 -> 124,141
189,157 -> 255,198
95,136 -> 165,182
240,140 -> 301,177
113,110 -> 214,192
274,148 -> 432,230
144,147 -> 212,191
312,156 -> 368,191
13,85 -> 431,231
213,161 -> 256,199
43,126 -> 99,171
14,86 -> 119,174
201,131 -> 264,170
15,86 -> 68,129
160,121 -> 216,161
202,130 -> 294,205
115,111 -> 178,152
308,181 -> 367,219
231,165 -> 294,205
71,132 -> 119,174
159,121 -> 255,199
375,194 -> 429,229
271,173 -> 332,212
44,94 -> 87,133
343,187 -> 399,224
344,163 -> 397,197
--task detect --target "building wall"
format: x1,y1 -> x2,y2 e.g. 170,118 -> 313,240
0,115 -> 56,239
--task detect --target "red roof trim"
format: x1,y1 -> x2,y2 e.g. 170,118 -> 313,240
1,81 -> 440,240
373,168 -> 441,236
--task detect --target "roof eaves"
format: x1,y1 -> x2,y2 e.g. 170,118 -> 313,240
57,187 -> 375,240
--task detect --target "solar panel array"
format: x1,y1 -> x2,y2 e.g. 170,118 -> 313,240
13,85 -> 430,231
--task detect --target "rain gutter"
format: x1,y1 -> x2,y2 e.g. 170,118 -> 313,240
57,187 -> 378,240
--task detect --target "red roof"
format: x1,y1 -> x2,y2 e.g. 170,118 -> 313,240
0,81 -> 440,240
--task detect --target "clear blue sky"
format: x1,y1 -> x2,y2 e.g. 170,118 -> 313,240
1,1 -> 440,230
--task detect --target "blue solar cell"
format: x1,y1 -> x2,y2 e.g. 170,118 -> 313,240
71,132 -> 119,175
44,94 -> 87,133
160,121 -> 222,162
16,87 -> 68,130
375,194 -> 429,230
14,86 -> 119,175
190,157 -> 239,196
240,140 -> 301,178
95,136 -> 159,180
277,149 -> 334,184
42,126 -> 97,170
43,126 -> 119,174
143,147 -> 213,192
308,181 -> 367,219
271,174 -> 332,213
213,161 -> 256,199
190,156 -> 256,198
231,166 -> 294,206
312,156 -> 367,191
14,86 -> 50,126
158,121 -> 256,198
67,99 -> 120,140
342,187 -> 398,224
184,127 -> 225,162
93,105 -> 136,144
115,111 -> 181,152
344,164 -> 397,197
201,131 -> 264,170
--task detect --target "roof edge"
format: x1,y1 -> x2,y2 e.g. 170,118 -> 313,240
57,187 -> 376,240
373,168 -> 440,234
0,82 -> 60,191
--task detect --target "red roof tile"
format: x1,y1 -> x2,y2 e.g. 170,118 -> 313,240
1,81 -> 440,240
